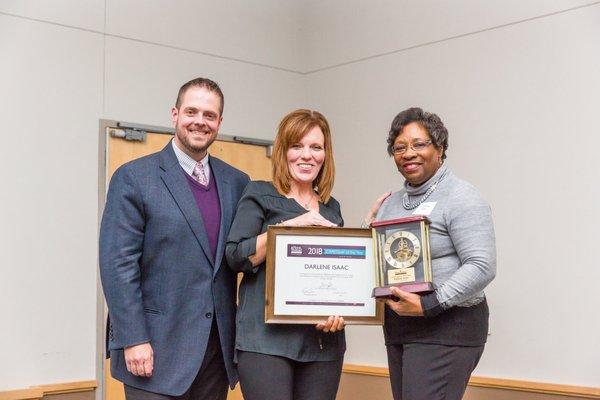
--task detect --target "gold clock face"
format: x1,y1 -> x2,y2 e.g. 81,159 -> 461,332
383,230 -> 421,269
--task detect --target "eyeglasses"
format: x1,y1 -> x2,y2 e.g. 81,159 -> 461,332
391,140 -> 432,155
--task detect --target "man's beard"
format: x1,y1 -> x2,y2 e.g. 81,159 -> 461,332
176,126 -> 217,155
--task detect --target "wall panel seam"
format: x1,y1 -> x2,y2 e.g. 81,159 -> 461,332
303,1 -> 600,75
0,11 -> 303,75
4,1 -> 600,75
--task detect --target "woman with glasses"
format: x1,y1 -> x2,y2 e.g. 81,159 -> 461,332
364,107 -> 497,400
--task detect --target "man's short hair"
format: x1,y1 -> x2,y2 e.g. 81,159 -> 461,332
175,77 -> 224,116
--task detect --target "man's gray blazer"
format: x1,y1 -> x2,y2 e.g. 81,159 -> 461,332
99,142 -> 249,396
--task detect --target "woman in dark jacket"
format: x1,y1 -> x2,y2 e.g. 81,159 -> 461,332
226,109 -> 345,400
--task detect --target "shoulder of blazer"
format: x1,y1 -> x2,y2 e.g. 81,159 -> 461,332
112,150 -> 163,180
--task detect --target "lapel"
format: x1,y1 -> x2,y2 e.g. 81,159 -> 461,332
158,142 -> 214,268
210,155 -> 232,277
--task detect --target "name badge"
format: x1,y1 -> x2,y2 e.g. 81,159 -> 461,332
412,201 -> 437,216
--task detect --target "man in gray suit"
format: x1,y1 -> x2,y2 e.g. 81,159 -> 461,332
100,77 -> 250,399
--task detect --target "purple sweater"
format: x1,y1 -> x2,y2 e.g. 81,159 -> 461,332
184,169 -> 221,262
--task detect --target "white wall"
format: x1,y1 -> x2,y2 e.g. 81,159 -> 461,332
105,0 -> 304,73
0,8 -> 104,389
302,0 -> 593,72
304,0 -> 600,388
1,0 -> 599,392
104,36 -> 304,140
103,0 -> 306,136
0,0 -> 304,391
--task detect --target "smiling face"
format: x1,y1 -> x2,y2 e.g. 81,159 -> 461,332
171,86 -> 222,160
286,126 -> 326,188
393,122 -> 443,186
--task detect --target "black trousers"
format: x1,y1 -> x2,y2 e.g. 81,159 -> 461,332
236,350 -> 343,400
386,343 -> 484,400
124,321 -> 228,400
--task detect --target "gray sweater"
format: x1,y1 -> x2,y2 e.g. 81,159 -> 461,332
377,165 -> 496,345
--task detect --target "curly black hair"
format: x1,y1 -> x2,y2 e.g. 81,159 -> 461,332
387,107 -> 448,160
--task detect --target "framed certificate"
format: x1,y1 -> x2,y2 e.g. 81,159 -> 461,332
265,226 -> 384,325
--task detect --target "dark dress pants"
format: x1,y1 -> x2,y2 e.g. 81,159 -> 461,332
386,343 -> 484,400
236,350 -> 343,400
124,320 -> 228,400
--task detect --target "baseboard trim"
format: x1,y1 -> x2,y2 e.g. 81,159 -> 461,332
343,364 -> 389,377
342,364 -> 600,399
0,381 -> 96,400
0,389 -> 44,400
468,377 -> 600,399
2,371 -> 598,399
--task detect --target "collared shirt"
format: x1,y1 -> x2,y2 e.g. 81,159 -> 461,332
171,140 -> 210,184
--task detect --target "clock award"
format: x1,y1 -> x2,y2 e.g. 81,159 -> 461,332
371,216 -> 434,298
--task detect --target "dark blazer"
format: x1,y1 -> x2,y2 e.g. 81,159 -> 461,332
99,142 -> 249,396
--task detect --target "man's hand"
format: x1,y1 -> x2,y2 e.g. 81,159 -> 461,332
124,343 -> 154,377
384,287 -> 424,316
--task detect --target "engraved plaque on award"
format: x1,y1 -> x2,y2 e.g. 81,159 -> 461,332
371,216 -> 434,298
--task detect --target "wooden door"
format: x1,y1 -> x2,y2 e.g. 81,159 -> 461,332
104,130 -> 271,400
106,132 -> 271,181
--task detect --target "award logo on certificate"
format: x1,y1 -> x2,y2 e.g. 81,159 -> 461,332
265,226 -> 384,325
371,216 -> 434,298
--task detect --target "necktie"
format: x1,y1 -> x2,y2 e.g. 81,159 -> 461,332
192,162 -> 208,185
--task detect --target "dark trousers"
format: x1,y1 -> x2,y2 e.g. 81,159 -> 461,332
124,321 -> 228,400
386,343 -> 484,400
237,350 -> 343,400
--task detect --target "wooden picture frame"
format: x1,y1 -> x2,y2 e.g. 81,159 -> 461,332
265,226 -> 384,325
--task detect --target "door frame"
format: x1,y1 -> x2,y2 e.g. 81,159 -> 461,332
96,119 -> 272,400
